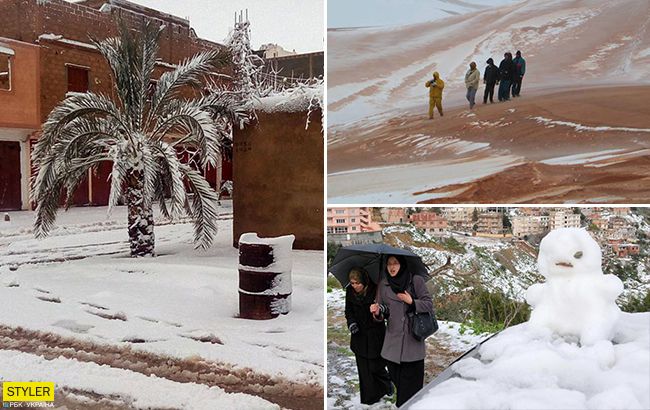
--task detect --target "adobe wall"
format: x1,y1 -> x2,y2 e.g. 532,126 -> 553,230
0,38 -> 40,129
266,52 -> 324,80
0,0 -> 230,121
233,109 -> 323,250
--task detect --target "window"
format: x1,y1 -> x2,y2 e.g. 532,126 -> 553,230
67,65 -> 89,93
334,227 -> 347,234
327,227 -> 334,234
351,227 -> 357,231
0,45 -> 13,91
335,209 -> 345,214
336,219 -> 345,224
351,218 -> 356,223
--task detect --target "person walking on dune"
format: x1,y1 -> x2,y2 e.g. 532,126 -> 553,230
512,50 -> 526,97
498,52 -> 515,102
465,62 -> 480,109
483,58 -> 499,104
425,72 -> 444,119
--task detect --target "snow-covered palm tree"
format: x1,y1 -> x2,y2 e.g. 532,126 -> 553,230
31,22 -> 246,257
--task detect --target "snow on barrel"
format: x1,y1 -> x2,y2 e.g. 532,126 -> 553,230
238,233 -> 295,320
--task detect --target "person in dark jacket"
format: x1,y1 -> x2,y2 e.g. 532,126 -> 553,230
345,267 -> 392,405
483,58 -> 499,104
370,255 -> 433,407
511,50 -> 526,97
498,52 -> 515,102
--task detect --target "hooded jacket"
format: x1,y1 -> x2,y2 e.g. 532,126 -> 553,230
499,56 -> 515,82
513,56 -> 526,77
425,72 -> 444,99
484,59 -> 499,84
465,68 -> 480,90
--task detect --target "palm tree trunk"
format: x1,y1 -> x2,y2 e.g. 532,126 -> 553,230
127,168 -> 155,257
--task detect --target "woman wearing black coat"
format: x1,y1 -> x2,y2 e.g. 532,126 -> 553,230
345,267 -> 393,405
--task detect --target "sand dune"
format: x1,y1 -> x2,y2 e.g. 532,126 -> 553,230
327,0 -> 650,203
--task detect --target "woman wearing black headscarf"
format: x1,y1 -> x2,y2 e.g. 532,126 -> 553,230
370,255 -> 433,407
345,267 -> 392,405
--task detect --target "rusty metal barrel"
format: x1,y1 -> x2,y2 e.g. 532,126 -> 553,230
238,233 -> 295,320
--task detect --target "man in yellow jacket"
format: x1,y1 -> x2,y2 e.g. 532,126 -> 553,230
425,72 -> 444,119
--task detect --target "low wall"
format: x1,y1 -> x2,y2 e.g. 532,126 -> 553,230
233,109 -> 323,250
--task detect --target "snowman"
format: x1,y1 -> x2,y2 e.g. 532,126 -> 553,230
526,227 -> 624,345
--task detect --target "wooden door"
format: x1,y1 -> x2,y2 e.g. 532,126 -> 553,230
0,141 -> 22,210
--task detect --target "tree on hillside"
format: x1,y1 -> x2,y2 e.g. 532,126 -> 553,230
502,212 -> 512,231
31,21 -> 247,257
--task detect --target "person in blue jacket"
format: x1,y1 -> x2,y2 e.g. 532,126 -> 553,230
511,50 -> 526,97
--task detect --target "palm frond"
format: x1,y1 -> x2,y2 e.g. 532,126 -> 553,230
151,141 -> 187,218
145,48 -> 229,129
151,99 -> 220,168
34,92 -> 126,162
181,164 -> 219,249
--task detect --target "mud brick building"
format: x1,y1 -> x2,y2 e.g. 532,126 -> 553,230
410,211 -> 448,235
0,0 -> 231,210
265,51 -> 324,81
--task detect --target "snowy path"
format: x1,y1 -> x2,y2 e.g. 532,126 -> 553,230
0,206 -> 324,409
326,289 -> 488,409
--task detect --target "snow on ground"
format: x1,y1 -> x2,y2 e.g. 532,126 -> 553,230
408,313 -> 650,410
0,350 -> 277,410
531,116 -> 650,133
328,155 -> 523,203
0,205 -> 323,402
328,0 -> 650,129
328,0 -> 523,29
327,286 -> 489,409
406,228 -> 650,410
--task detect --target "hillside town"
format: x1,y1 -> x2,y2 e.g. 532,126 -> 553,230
328,207 -> 645,261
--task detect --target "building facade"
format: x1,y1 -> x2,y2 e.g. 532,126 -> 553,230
410,211 -> 448,235
0,0 -> 231,210
548,210 -> 581,230
327,207 -> 380,234
383,208 -> 407,224
442,207 -> 475,229
512,215 -> 549,238
477,212 -> 504,235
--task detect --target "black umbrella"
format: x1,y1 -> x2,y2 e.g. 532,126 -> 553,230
328,243 -> 429,288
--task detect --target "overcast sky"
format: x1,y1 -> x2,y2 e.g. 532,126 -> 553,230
72,0 -> 324,53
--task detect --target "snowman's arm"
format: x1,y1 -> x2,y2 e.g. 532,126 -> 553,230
526,283 -> 545,306
599,274 -> 624,300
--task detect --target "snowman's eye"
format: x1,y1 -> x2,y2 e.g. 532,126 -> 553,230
574,251 -> 583,259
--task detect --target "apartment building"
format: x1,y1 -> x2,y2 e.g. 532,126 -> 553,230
477,212 -> 504,234
512,215 -> 549,238
548,210 -> 581,230
327,207 -> 379,234
410,211 -> 448,235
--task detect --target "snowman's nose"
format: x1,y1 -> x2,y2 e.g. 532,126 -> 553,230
574,251 -> 583,259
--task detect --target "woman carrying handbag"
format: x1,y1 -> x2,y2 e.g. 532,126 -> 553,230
370,255 -> 434,407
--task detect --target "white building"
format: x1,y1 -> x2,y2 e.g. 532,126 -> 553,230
549,210 -> 581,230
512,215 -> 549,238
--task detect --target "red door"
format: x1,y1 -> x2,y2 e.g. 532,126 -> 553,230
91,161 -> 113,206
67,65 -> 90,206
0,141 -> 22,211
